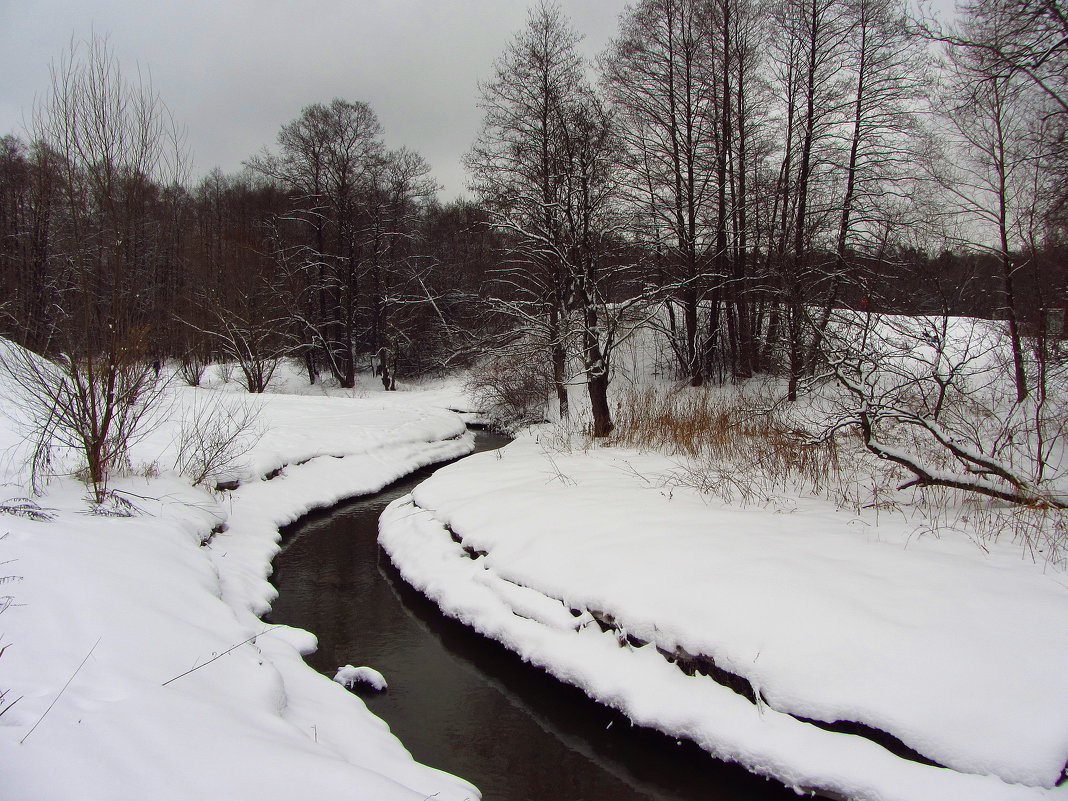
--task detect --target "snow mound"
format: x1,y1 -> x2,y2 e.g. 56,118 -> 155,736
335,665 -> 388,692
380,435 -> 1068,801
0,380 -> 479,801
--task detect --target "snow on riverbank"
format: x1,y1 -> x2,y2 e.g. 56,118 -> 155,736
0,384 -> 479,801
380,434 -> 1068,801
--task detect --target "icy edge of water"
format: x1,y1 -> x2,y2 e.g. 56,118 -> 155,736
379,494 -> 1063,801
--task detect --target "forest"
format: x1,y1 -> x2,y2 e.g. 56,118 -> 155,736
0,0 -> 1064,441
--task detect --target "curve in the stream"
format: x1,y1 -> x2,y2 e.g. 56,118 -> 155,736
267,430 -> 800,801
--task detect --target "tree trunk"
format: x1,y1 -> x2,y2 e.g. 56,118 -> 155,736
588,369 -> 613,437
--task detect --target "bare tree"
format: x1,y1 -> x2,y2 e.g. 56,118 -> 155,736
768,0 -> 856,400
931,9 -> 1041,402
601,0 -> 724,386
0,136 -> 62,353
250,99 -> 385,388
466,2 -> 590,421
362,147 -> 439,390
468,2 -> 643,436
551,86 -> 640,436
804,0 -> 927,361
0,35 -> 185,503
920,0 -> 1067,222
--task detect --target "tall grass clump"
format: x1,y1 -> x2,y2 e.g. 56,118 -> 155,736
610,380 -> 1068,567
610,383 -> 847,504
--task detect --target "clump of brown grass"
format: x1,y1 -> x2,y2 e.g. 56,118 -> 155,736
610,383 -> 846,504
609,382 -> 1068,565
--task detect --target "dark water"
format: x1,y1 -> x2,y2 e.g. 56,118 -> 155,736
267,431 -> 799,801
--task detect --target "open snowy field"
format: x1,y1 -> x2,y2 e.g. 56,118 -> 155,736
380,432 -> 1068,801
0,367 -> 480,801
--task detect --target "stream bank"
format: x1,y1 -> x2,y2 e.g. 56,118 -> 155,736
268,430 -> 798,801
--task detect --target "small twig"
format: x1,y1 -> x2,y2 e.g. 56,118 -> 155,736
161,626 -> 281,687
0,694 -> 23,718
21,636 -> 101,744
111,488 -> 158,502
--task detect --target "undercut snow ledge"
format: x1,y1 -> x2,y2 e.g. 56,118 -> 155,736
378,437 -> 1068,801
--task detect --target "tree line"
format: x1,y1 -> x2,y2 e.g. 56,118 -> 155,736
469,0 -> 1065,437
0,81 -> 497,396
1,0 -> 1065,442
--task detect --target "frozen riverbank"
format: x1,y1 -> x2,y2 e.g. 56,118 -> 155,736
380,434 -> 1068,801
0,386 -> 479,801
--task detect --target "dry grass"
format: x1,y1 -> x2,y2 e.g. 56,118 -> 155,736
610,383 -> 845,503
1001,506 -> 1067,569
917,500 -> 1068,570
608,381 -> 1068,567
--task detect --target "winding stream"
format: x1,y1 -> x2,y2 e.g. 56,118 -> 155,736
267,430 -> 798,801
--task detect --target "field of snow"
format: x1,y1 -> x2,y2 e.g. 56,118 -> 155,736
0,361 -> 481,801
2,336 -> 1066,801
380,433 -> 1068,801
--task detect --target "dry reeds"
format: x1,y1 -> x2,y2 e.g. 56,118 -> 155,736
609,382 -> 1067,566
610,384 -> 844,504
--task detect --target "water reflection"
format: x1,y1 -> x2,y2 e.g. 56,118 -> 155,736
268,432 -> 798,801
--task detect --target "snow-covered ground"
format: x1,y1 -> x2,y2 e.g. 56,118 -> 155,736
0,362 -> 481,801
380,433 -> 1068,801
3,342 -> 1067,801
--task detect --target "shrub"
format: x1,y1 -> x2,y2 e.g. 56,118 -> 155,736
177,350 -> 209,387
466,353 -> 553,431
0,337 -> 169,503
172,393 -> 262,487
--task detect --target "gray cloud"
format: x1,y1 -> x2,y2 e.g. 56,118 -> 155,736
0,0 -> 628,199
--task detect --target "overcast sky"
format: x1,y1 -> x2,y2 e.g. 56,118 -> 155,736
0,0 -> 631,200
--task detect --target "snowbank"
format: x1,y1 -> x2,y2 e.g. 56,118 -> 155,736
336,665 -> 388,692
0,383 -> 479,800
380,435 -> 1068,801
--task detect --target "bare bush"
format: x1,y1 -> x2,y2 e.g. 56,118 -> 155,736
172,393 -> 263,487
0,338 -> 170,503
189,291 -> 289,394
218,361 -> 236,384
466,353 -> 554,431
177,350 -> 209,387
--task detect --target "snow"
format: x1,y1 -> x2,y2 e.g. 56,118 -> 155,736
3,339 -> 1066,801
0,357 -> 481,801
335,666 -> 388,692
379,435 -> 1068,801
